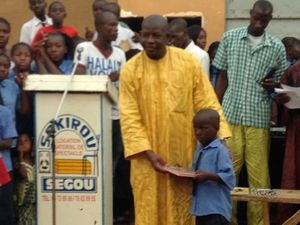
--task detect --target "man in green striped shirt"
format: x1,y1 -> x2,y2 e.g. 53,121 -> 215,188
213,1 -> 287,225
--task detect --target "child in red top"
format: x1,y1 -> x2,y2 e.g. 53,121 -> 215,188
0,155 -> 13,225
0,156 -> 10,185
32,1 -> 78,47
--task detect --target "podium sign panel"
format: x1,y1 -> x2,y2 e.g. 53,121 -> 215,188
25,75 -> 116,225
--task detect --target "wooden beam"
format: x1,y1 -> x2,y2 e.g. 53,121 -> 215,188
282,210 -> 300,225
262,202 -> 270,225
231,188 -> 300,225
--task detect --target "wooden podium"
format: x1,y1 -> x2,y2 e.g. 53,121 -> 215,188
25,75 -> 116,225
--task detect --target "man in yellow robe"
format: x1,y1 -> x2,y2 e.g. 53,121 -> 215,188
119,15 -> 231,225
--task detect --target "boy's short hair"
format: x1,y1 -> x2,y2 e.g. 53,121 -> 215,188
282,36 -> 300,49
0,18 -> 11,32
48,1 -> 63,11
101,2 -> 121,18
253,0 -> 273,13
194,108 -> 220,130
169,18 -> 187,31
28,0 -> 45,4
94,11 -> 116,28
208,41 -> 220,54
187,25 -> 203,44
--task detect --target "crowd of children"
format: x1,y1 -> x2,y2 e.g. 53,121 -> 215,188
0,0 -> 300,225
0,0 -> 137,224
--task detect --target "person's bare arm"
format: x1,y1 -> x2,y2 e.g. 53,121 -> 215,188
36,58 -> 49,74
260,78 -> 280,90
215,70 -> 228,103
275,93 -> 290,104
0,139 -> 12,151
85,27 -> 94,41
74,64 -> 86,75
38,47 -> 63,74
194,170 -> 222,183
15,73 -> 31,117
109,72 -> 119,82
17,151 -> 28,178
144,150 -> 166,172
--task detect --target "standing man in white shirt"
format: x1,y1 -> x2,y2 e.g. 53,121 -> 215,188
168,18 -> 210,76
74,11 -> 126,220
74,10 -> 126,170
20,0 -> 52,44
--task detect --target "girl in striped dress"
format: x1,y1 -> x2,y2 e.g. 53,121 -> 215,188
16,133 -> 36,225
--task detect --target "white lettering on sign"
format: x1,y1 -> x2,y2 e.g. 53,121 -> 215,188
42,177 -> 97,193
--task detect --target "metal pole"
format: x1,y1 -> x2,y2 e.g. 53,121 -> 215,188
50,62 -> 79,225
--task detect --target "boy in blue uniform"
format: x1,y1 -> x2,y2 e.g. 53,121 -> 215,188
191,109 -> 235,225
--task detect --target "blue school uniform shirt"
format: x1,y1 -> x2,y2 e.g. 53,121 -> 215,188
59,59 -> 73,75
41,59 -> 73,75
4,68 -> 35,135
0,79 -> 20,122
0,105 -> 18,171
191,138 -> 236,222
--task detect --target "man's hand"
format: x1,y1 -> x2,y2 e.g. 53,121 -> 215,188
145,150 -> 166,173
260,78 -> 279,90
275,93 -> 290,104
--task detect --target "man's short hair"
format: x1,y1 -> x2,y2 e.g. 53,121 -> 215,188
253,0 -> 273,13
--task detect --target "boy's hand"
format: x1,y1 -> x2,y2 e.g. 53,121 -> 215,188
145,150 -> 166,173
33,39 -> 47,61
32,39 -> 44,51
194,170 -> 221,183
36,46 -> 47,61
132,32 -> 140,43
85,27 -> 94,41
109,72 -> 119,82
41,32 -> 49,43
32,33 -> 48,51
18,147 -> 24,157
15,72 -> 28,88
194,170 -> 208,183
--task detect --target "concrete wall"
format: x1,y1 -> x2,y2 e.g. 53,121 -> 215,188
119,0 -> 226,49
226,0 -> 300,39
5,0 -> 299,49
2,0 -> 225,50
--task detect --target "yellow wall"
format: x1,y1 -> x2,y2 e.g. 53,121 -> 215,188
119,0 -> 225,50
1,0 -> 224,50
0,0 -> 96,47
